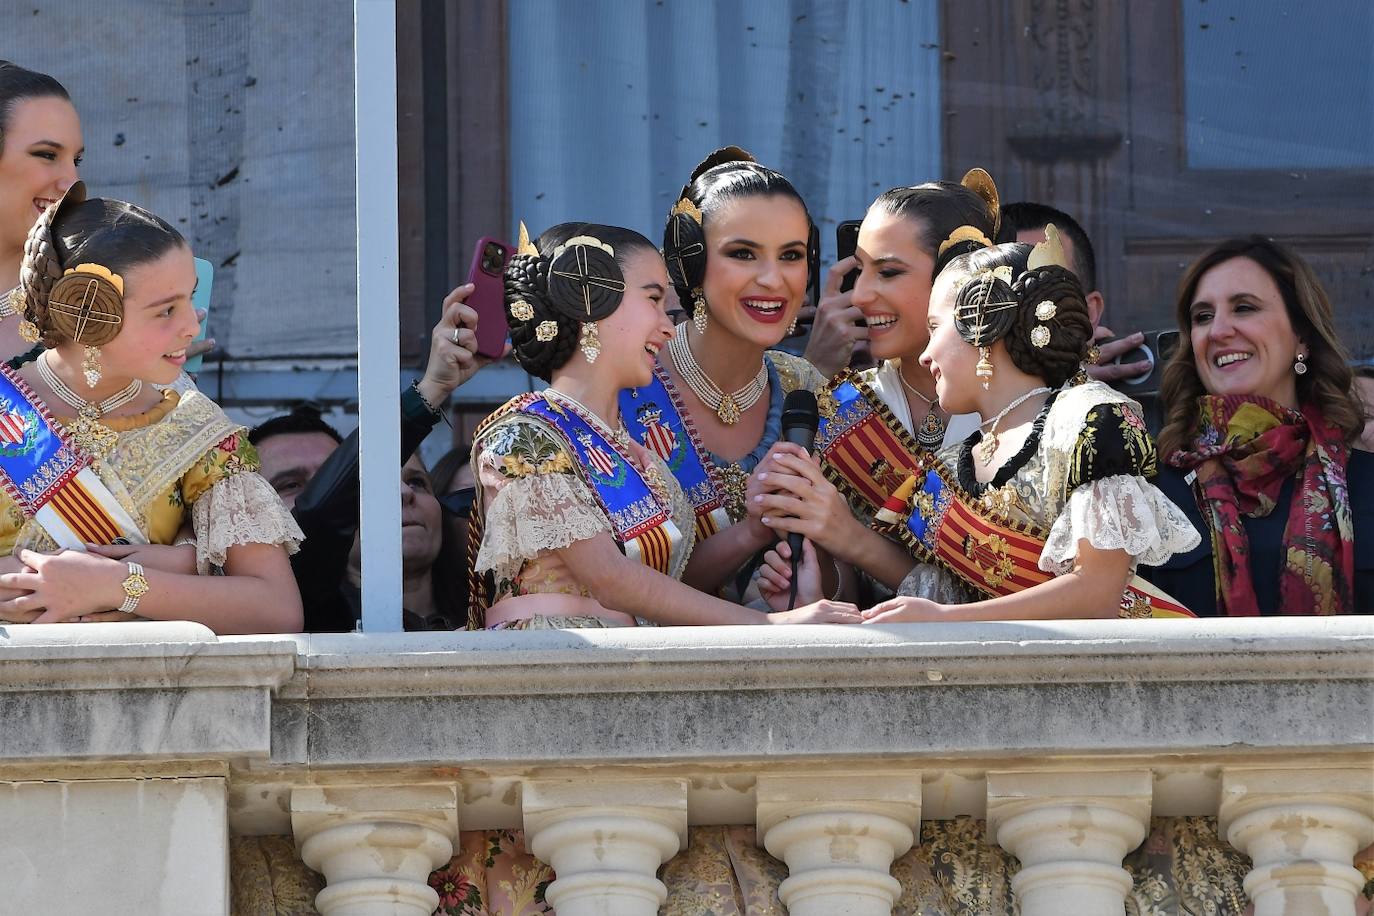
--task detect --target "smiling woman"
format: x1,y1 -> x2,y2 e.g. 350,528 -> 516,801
1143,237 -> 1374,617
0,181 -> 303,634
0,61 -> 81,367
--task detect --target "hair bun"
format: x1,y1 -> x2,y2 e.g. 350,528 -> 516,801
18,181 -> 87,337
689,145 -> 756,184
954,269 -> 1019,348
544,236 -> 626,323
47,264 -> 124,346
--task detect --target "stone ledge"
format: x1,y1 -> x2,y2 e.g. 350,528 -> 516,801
276,617 -> 1374,698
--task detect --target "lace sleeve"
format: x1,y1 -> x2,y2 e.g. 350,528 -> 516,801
473,472 -> 611,577
191,471 -> 305,573
1041,475 -> 1202,574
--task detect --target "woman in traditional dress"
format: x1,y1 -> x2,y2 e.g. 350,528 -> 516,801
619,147 -> 826,596
760,229 -> 1199,621
0,183 -> 302,633
0,61 -> 80,369
1143,236 -> 1374,616
754,170 -> 1002,604
467,220 -> 856,629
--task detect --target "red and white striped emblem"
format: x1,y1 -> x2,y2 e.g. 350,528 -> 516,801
641,418 -> 677,462
586,444 -> 617,477
0,410 -> 28,445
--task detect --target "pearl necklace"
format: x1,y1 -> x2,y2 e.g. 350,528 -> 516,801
668,331 -> 767,425
36,352 -> 143,461
895,362 -> 946,450
977,386 -> 1052,464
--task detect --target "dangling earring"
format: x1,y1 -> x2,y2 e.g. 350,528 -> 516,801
82,345 -> 103,388
692,289 -> 708,335
787,316 -> 799,336
975,346 -> 994,390
579,322 -> 601,364
1294,352 -> 1308,375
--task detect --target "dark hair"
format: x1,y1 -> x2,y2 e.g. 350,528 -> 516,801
941,242 -> 1094,388
1157,236 -> 1364,456
428,442 -> 473,495
248,407 -> 343,447
662,146 -> 818,306
503,222 -> 657,381
20,185 -> 186,346
0,61 -> 70,157
873,180 -> 999,277
998,202 -> 1097,293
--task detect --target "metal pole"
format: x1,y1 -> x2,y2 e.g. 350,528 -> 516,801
353,0 -> 403,632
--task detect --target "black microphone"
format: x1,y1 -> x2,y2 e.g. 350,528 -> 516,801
780,390 -> 820,609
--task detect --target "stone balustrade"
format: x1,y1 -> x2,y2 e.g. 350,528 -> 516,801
0,617 -> 1370,915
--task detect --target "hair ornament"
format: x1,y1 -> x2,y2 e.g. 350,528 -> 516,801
509,299 -> 535,322
938,224 -> 995,258
517,221 -> 538,258
535,320 -> 559,342
954,268 -> 1019,353
1034,300 -> 1057,321
47,261 -> 126,347
959,167 -> 1001,236
1027,223 -> 1071,272
670,195 -> 703,226
546,234 -> 626,322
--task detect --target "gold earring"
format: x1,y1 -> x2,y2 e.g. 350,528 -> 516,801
975,346 -> 994,390
82,345 -> 102,388
18,317 -> 40,344
692,289 -> 708,335
579,322 -> 601,363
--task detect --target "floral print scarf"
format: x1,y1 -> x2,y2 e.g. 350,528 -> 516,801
1167,394 -> 1354,616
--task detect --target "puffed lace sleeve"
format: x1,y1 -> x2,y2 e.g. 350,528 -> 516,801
185,431 -> 305,573
473,415 -> 611,581
1041,402 -> 1200,573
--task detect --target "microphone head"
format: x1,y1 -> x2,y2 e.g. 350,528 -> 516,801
782,389 -> 819,433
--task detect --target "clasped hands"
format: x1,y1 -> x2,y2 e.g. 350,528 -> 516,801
0,543 -> 192,624
747,442 -> 955,623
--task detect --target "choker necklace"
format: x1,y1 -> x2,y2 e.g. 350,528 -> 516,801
977,386 -> 1052,465
668,331 -> 767,425
895,362 -> 946,450
36,352 -> 143,461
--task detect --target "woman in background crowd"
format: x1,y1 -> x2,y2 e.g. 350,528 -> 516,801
1145,236 -> 1373,615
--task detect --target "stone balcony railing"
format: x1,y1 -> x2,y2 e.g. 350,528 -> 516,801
1,617 -> 1371,916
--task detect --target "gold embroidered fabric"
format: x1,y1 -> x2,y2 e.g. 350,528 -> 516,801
1,388 -> 299,565
767,349 -> 825,395
473,410 -> 695,614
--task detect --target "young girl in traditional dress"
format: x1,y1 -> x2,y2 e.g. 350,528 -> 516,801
467,221 -> 856,629
0,183 -> 302,632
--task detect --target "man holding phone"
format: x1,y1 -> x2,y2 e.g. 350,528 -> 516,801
996,202 -> 1153,384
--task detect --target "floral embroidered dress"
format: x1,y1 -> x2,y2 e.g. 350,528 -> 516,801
886,379 -> 1200,613
0,387 -> 301,570
468,389 -> 696,630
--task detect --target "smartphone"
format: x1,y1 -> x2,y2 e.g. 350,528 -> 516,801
183,257 -> 214,374
1101,328 -> 1181,392
836,220 -> 861,292
465,237 -> 511,359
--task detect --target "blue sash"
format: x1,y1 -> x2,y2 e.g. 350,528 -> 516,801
0,364 -> 145,547
519,394 -> 680,574
621,365 -> 731,539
